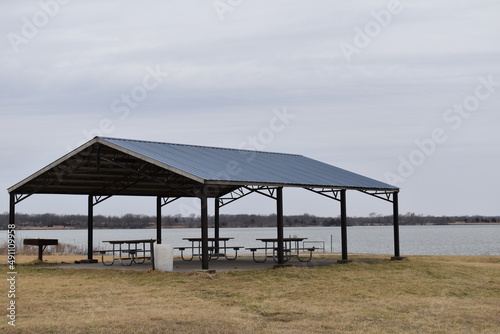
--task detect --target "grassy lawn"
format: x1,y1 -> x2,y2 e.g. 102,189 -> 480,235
2,255 -> 500,333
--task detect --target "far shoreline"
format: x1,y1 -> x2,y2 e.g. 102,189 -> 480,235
12,222 -> 500,230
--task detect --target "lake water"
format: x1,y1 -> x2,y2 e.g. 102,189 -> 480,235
5,225 -> 500,256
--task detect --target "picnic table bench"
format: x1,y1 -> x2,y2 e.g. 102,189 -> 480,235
175,238 -> 243,261
94,239 -> 156,268
247,238 -> 316,263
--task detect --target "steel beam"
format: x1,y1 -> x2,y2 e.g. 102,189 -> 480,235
303,187 -> 341,201
218,185 -> 278,208
87,195 -> 93,260
93,195 -> 112,205
160,197 -> 180,207
9,192 -> 15,233
200,189 -> 209,270
276,187 -> 285,264
218,187 -> 251,207
358,190 -> 395,203
19,148 -> 94,196
392,191 -> 403,260
156,196 -> 162,244
156,196 -> 180,244
99,156 -> 196,197
340,189 -> 348,262
215,198 -> 220,253
14,193 -> 33,204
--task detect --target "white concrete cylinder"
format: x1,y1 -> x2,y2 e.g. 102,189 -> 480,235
154,244 -> 173,272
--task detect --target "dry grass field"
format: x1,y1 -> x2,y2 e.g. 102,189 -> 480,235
2,255 -> 500,333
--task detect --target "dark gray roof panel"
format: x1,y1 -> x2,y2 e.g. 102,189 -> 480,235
100,137 -> 397,190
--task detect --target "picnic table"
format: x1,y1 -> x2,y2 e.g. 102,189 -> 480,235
247,237 -> 316,263
23,238 -> 58,261
176,237 -> 242,261
95,239 -> 156,268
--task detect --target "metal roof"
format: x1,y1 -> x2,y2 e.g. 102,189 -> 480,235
8,136 -> 398,198
102,137 -> 396,189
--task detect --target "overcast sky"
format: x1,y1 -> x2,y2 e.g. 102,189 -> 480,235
1,0 -> 499,218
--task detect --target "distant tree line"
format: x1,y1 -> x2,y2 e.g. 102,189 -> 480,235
0,212 -> 498,230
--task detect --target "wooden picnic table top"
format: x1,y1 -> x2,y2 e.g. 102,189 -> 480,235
102,239 -> 156,244
256,237 -> 307,242
182,237 -> 234,242
23,238 -> 58,246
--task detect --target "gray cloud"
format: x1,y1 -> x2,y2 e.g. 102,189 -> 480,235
1,0 -> 499,217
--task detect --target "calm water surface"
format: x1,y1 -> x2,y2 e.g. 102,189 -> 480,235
5,225 -> 499,256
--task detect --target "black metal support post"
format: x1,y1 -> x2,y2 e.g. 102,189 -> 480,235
391,192 -> 405,261
200,190 -> 209,270
339,189 -> 350,263
156,196 -> 162,244
9,193 -> 15,228
87,195 -> 93,260
393,192 -> 400,257
215,198 -> 220,253
276,187 -> 285,264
